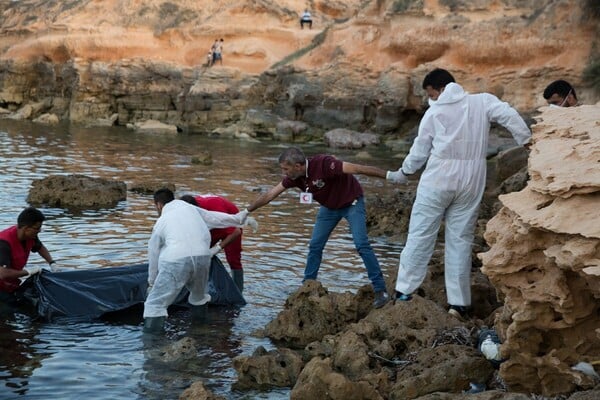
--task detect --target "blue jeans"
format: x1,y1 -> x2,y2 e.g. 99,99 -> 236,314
304,196 -> 386,292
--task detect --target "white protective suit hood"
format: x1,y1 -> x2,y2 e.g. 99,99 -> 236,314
428,82 -> 467,107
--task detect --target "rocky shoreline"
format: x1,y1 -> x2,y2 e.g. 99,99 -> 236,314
179,105 -> 600,399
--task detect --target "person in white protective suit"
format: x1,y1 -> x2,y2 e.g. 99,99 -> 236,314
386,68 -> 531,319
143,188 -> 253,333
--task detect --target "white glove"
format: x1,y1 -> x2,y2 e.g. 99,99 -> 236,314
386,169 -> 408,184
210,244 -> 222,256
43,261 -> 57,272
235,208 -> 249,225
244,216 -> 259,232
24,265 -> 42,276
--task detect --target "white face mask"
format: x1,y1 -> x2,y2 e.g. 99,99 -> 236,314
548,89 -> 572,108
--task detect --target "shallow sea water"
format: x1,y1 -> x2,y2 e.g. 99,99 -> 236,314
0,119 -> 401,399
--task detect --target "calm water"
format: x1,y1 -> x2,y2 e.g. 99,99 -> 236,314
0,119 -> 401,399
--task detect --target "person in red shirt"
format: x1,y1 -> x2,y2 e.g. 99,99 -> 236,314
180,194 -> 245,292
0,207 -> 55,303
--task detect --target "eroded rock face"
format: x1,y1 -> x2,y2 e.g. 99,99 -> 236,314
27,174 -> 126,209
479,104 -> 600,396
263,280 -> 373,349
0,1 -> 597,134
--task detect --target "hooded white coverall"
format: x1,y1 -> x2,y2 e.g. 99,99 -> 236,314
144,199 -> 247,318
395,82 -> 531,306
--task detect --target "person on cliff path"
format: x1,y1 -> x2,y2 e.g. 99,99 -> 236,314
143,188 -> 251,334
212,38 -> 223,66
387,68 -> 531,319
543,79 -> 579,107
0,207 -> 56,306
180,194 -> 249,293
245,146 -> 404,309
300,9 -> 312,29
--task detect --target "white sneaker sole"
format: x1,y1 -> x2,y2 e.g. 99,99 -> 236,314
448,308 -> 465,321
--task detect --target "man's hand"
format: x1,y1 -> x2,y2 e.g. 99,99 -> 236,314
210,245 -> 222,256
386,169 -> 408,184
24,265 -> 42,276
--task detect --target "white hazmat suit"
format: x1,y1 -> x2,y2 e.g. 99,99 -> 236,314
395,82 -> 531,306
144,199 -> 248,318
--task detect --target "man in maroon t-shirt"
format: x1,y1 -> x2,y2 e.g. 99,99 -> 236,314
180,194 -> 245,292
246,146 -> 400,309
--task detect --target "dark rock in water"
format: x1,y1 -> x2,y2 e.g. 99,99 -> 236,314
191,151 -> 212,165
129,181 -> 176,195
179,380 -> 226,400
232,346 -> 304,390
27,174 -> 126,209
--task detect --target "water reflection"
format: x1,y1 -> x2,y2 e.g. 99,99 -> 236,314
0,119 -> 401,399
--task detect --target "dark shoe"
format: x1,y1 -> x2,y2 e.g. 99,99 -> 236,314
373,291 -> 389,309
232,269 -> 244,293
448,305 -> 469,320
394,291 -> 412,302
143,316 -> 165,334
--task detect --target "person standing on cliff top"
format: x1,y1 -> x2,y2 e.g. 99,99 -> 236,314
244,146 -> 405,309
300,9 -> 313,29
387,68 -> 531,319
212,38 -> 224,66
543,79 -> 579,107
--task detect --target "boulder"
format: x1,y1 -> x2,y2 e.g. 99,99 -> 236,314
127,119 -> 178,134
290,357 -> 383,400
324,128 -> 380,149
232,346 -> 304,390
27,174 -> 126,209
264,281 -> 373,349
179,381 -> 225,400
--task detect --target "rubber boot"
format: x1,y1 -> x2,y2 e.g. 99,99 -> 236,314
191,304 -> 208,323
232,269 -> 244,293
143,316 -> 165,334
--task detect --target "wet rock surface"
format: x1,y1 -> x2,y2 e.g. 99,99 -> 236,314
27,174 -> 126,209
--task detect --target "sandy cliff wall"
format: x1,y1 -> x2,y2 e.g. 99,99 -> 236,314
480,104 -> 600,396
0,0 -> 598,133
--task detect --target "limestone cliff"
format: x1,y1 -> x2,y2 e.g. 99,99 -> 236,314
0,0 -> 598,134
479,104 -> 600,396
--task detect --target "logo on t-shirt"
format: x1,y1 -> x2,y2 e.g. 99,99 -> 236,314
329,162 -> 335,170
312,179 -> 325,188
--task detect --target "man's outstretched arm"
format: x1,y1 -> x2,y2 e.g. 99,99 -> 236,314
247,182 -> 287,212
